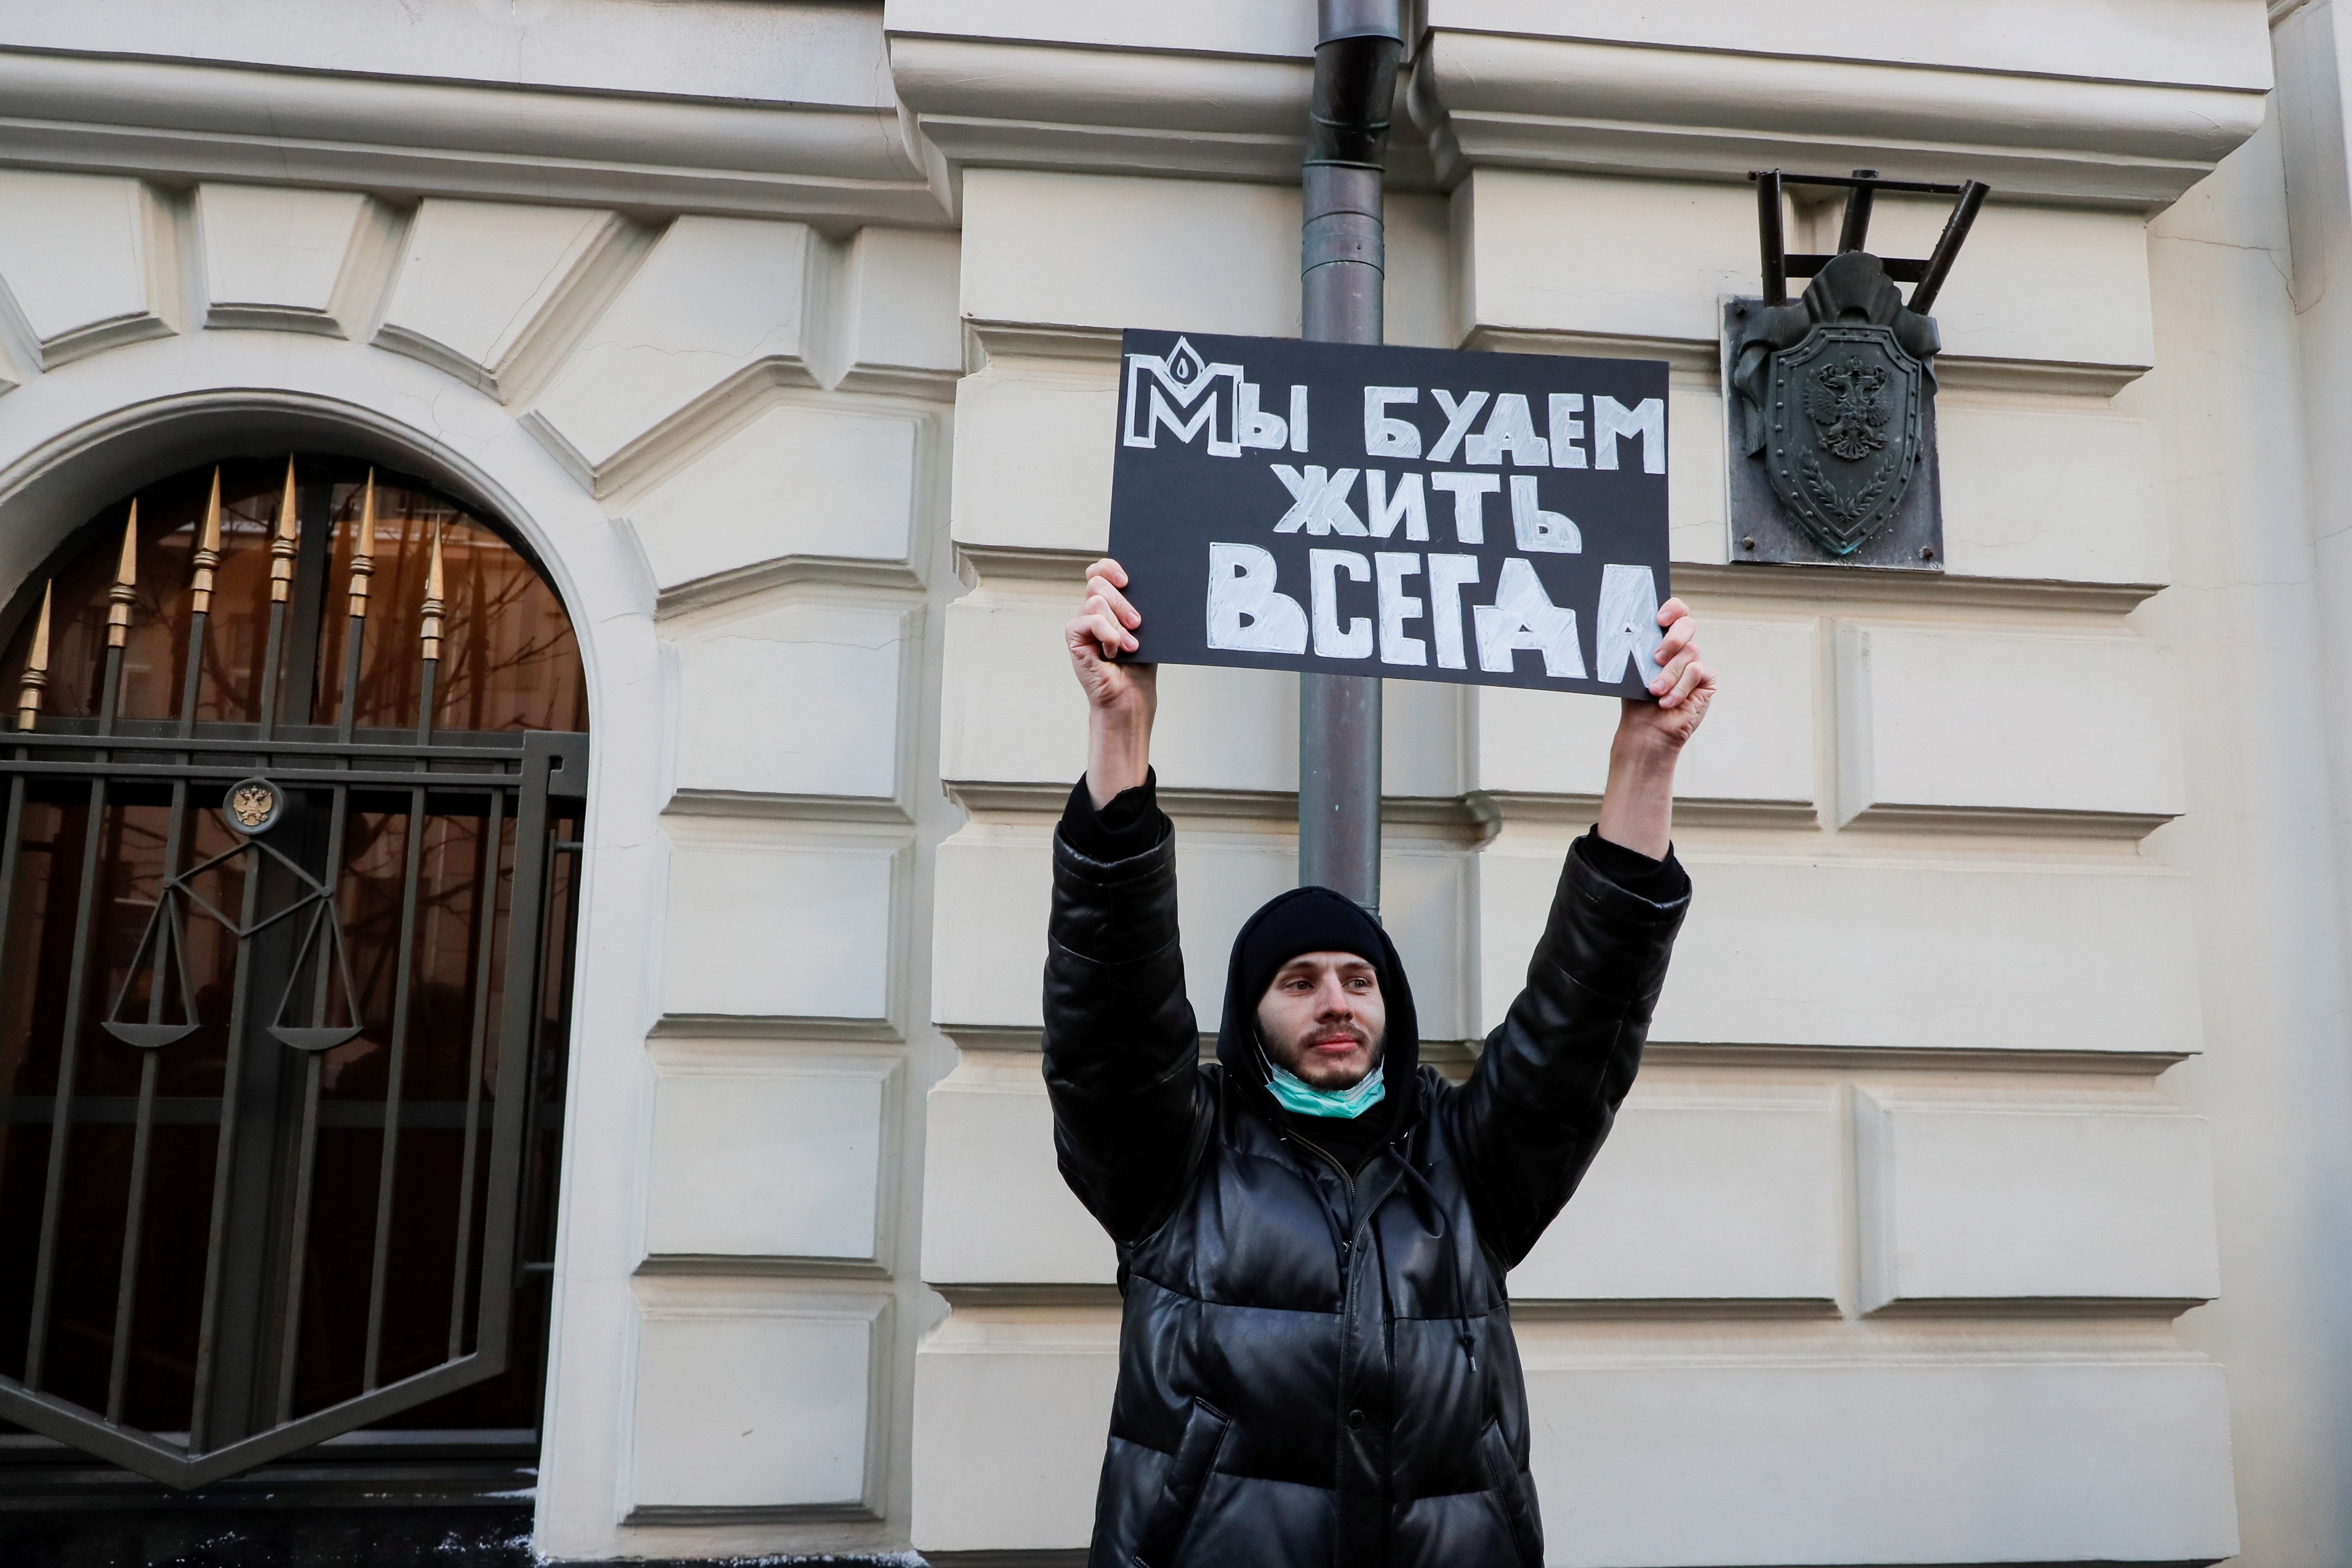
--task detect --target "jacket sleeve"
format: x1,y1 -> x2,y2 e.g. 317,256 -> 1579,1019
1442,836 -> 1689,1269
1041,819 -> 1209,1244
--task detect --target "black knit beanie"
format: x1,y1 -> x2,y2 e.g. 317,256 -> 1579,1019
1233,886 -> 1390,1019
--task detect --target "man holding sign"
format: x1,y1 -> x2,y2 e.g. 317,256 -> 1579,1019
1043,542 -> 1711,1565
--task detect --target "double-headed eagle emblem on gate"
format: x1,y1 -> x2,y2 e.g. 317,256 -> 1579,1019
226,778 -> 280,832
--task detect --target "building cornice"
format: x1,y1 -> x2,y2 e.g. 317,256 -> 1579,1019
886,12 -> 2267,209
0,6 -> 2276,225
0,48 -> 954,227
1410,28 -> 2270,209
888,35 -> 1319,190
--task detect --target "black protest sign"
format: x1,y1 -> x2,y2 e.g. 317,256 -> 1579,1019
1108,329 -> 1672,699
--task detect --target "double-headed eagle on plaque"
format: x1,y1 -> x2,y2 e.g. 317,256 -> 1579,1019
1738,255 -> 1931,556
1728,169 -> 1989,567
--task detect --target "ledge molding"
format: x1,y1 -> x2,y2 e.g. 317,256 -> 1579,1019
1643,1041 -> 2191,1077
886,32 -> 1443,192
0,47 -> 953,226
1411,29 -> 2268,209
663,790 -> 915,827
1674,561 -> 2167,614
648,1014 -> 904,1044
1840,801 -> 2180,842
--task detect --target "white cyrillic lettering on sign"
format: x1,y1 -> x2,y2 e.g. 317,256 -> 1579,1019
1310,549 -> 1374,659
1270,465 -> 1367,536
1239,382 -> 1288,449
1466,393 -> 1551,467
1428,389 -> 1490,463
1364,386 -> 1422,459
1289,385 -> 1310,453
1593,563 -> 1664,684
1475,557 -> 1586,678
1592,395 -> 1666,473
1548,393 -> 1587,469
1366,471 -> 1429,541
1429,472 -> 1500,544
1206,542 -> 1309,652
1375,552 -> 1428,666
1426,554 -> 1481,670
1509,476 -> 1581,554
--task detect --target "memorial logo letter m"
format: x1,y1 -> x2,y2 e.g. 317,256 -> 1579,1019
1123,335 -> 1247,458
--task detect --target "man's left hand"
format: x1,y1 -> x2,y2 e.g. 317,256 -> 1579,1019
1618,597 -> 1714,751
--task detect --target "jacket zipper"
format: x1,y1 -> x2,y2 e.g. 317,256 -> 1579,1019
1289,1131 -> 1481,1376
1286,1130 -> 1370,1463
1282,1130 -> 1357,1261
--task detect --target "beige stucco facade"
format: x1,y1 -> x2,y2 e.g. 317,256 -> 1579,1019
4,2 -> 2352,1563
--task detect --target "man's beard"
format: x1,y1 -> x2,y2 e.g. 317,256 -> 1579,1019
1265,1019 -> 1383,1088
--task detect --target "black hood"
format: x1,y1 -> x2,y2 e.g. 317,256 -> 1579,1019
1214,886 -> 1422,1128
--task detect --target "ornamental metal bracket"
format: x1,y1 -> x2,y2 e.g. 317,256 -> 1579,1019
1725,168 -> 1988,571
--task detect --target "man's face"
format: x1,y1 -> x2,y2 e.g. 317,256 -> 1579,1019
1256,952 -> 1386,1091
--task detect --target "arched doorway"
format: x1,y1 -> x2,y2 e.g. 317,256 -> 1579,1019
0,456 -> 586,1492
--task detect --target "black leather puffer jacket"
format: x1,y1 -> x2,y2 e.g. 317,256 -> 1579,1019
1042,819 -> 1688,1568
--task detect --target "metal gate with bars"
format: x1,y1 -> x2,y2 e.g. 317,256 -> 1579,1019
0,457 -> 585,1489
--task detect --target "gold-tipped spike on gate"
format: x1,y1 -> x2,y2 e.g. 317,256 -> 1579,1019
269,456 -> 299,604
348,469 -> 377,621
15,581 -> 51,731
105,503 -> 138,650
190,468 -> 222,615
419,526 -> 445,664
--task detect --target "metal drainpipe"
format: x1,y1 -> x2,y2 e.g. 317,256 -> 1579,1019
1298,0 -> 1402,910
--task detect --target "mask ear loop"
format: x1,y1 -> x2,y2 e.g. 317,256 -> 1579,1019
1250,1020 -> 1282,1091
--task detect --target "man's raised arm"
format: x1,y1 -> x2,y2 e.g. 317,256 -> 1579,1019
1040,560 -> 1208,1243
1446,599 -> 1716,1267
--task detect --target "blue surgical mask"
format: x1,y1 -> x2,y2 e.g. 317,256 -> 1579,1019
1266,1060 -> 1386,1119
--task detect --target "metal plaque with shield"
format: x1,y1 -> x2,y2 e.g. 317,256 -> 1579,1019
1726,169 -> 1988,572
1765,323 -> 1923,553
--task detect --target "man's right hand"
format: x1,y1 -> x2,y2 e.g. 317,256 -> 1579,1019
1066,557 -> 1157,806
